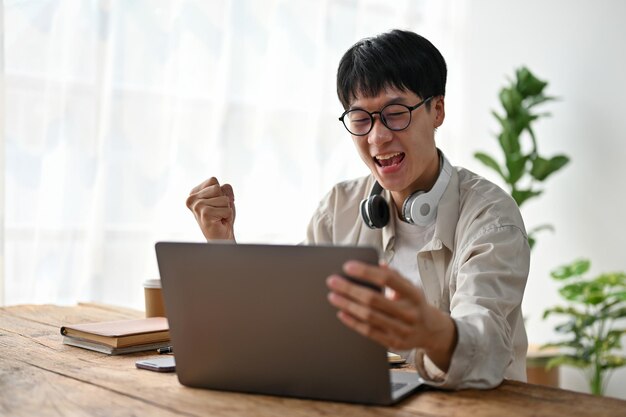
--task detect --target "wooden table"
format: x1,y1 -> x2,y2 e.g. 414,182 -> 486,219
1,304 -> 625,417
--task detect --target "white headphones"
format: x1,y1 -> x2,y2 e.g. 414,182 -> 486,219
360,151 -> 452,228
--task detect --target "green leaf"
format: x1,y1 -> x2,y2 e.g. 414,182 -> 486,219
546,355 -> 590,370
526,94 -> 557,108
498,130 -> 520,156
558,280 -> 607,305
604,330 -> 626,350
601,355 -> 626,369
529,155 -> 569,181
527,125 -> 538,156
616,292 -> 626,302
530,156 -> 551,181
595,273 -> 626,287
551,265 -> 574,280
584,292 -> 606,305
511,189 -> 542,207
559,282 -> 587,302
500,87 -> 523,117
511,109 -> 536,137
554,320 -> 572,333
579,315 -> 598,328
474,152 -> 506,181
551,259 -> 590,280
543,305 -> 586,319
516,67 -> 549,97
599,299 -> 624,315
602,307 -> 626,320
505,153 -> 527,185
549,154 -> 570,170
531,155 -> 570,181
571,259 -> 591,275
541,340 -> 584,350
555,320 -> 586,334
491,110 -> 507,129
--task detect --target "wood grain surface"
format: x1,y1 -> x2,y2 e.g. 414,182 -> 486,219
1,303 -> 625,417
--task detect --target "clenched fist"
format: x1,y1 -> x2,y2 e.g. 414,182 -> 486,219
186,177 -> 236,241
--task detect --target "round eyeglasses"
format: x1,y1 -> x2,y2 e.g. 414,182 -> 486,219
338,96 -> 434,136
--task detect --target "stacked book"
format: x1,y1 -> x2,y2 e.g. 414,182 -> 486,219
60,317 -> 170,355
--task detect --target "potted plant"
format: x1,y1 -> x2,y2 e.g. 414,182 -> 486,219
475,67 -> 571,386
542,259 -> 626,395
474,67 -> 569,248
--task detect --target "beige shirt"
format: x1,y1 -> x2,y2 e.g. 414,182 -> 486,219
305,166 -> 529,389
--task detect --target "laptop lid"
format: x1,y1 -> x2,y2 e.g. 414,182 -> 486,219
156,242 -> 422,405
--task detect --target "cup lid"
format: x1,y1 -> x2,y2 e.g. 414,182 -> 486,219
142,279 -> 162,289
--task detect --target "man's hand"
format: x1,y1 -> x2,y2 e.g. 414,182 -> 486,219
326,261 -> 457,372
186,177 -> 236,241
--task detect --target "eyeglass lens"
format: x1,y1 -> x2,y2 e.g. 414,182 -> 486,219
344,104 -> 411,135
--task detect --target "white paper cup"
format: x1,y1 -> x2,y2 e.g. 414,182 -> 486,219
143,279 -> 166,318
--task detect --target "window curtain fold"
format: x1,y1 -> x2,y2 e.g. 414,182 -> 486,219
1,0 -> 5,306
3,0 -> 457,309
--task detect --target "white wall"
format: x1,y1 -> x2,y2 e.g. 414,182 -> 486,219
442,0 -> 626,398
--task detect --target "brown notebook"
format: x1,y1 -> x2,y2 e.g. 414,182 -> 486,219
60,317 -> 170,348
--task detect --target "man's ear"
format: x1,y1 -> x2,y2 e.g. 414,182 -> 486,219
433,96 -> 445,128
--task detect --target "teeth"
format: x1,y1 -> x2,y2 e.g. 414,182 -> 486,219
375,152 -> 401,160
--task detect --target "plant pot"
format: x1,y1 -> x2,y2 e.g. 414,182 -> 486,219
526,344 -> 560,387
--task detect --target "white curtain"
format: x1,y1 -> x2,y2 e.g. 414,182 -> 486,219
3,0 -> 461,309
1,0 -> 5,305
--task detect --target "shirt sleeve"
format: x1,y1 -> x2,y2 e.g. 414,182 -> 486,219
414,224 -> 529,389
304,188 -> 335,245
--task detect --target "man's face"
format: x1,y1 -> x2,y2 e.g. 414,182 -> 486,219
348,87 -> 445,207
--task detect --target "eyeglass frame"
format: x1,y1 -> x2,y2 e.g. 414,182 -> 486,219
338,96 -> 434,136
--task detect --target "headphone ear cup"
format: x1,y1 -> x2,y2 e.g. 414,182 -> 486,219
402,191 -> 423,224
402,151 -> 453,226
361,194 -> 390,229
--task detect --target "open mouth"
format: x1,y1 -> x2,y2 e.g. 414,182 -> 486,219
374,152 -> 405,167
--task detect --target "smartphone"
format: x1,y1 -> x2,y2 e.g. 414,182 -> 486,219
135,356 -> 176,373
343,274 -> 382,292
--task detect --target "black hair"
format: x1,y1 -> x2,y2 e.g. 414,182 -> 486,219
336,29 -> 447,109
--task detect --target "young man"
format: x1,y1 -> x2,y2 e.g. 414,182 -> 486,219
186,30 -> 529,390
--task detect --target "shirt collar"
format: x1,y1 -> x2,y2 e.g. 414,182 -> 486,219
432,165 -> 459,252
379,161 -> 459,254
381,187 -> 396,252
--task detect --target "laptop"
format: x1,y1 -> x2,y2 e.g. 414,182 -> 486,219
155,242 -> 423,405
